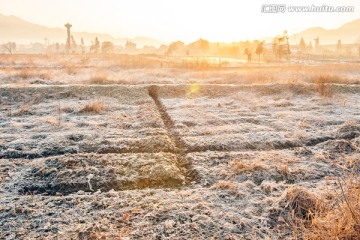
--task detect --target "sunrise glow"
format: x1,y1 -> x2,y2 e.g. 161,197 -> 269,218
0,0 -> 359,43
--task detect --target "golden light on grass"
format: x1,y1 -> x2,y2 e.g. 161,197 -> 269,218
79,100 -> 103,113
187,82 -> 200,98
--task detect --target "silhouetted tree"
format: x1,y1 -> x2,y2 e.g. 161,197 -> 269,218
125,40 -> 136,51
283,30 -> 291,60
272,38 -> 281,59
314,37 -> 319,49
272,31 -> 290,61
255,41 -> 264,63
90,37 -> 100,53
244,48 -> 252,62
273,37 -> 285,60
101,41 -> 114,53
187,38 -> 210,55
81,38 -> 85,54
307,41 -> 313,51
3,42 -> 16,54
299,37 -> 306,52
337,39 -> 342,53
95,37 -> 100,50
199,39 -> 210,52
166,41 -> 184,56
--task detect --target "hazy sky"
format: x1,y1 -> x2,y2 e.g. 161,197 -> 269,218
0,0 -> 359,43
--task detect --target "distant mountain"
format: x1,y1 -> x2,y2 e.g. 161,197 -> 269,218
293,19 -> 360,45
0,13 -> 163,47
1,12 -> 359,47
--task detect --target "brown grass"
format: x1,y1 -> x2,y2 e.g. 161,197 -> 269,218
230,160 -> 267,174
285,187 -> 326,222
211,180 -> 245,196
315,75 -> 333,97
79,100 -> 103,113
44,117 -> 60,126
301,176 -> 360,239
12,94 -> 45,116
299,118 -> 310,129
6,68 -> 51,82
88,72 -> 112,84
287,173 -> 360,239
64,65 -> 78,75
16,69 -> 34,79
211,180 -> 236,191
277,164 -> 290,177
13,104 -> 32,116
2,54 -> 360,86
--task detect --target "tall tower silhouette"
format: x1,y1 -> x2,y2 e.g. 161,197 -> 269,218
65,23 -> 72,53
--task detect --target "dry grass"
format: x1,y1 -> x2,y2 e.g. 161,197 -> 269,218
211,180 -> 236,191
273,101 -> 293,107
13,104 -> 32,116
211,180 -> 244,196
61,105 -> 76,113
31,93 -> 44,104
79,100 -> 103,113
315,75 -> 333,97
277,164 -> 290,177
2,68 -> 51,82
302,176 -> 360,239
43,117 -> 60,126
293,130 -> 306,141
16,69 -> 34,79
37,72 -> 51,80
310,73 -> 350,84
299,118 -> 310,129
12,93 -> 45,116
88,72 -> 112,85
285,187 -> 326,222
229,160 -> 267,175
1,54 -> 360,86
287,174 -> 360,239
63,65 -> 78,75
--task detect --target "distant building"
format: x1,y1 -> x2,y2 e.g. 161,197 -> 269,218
125,40 -> 137,51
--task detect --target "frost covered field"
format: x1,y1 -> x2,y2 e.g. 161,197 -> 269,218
0,55 -> 359,239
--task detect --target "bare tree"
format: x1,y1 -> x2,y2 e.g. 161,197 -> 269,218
90,37 -> 100,53
283,30 -> 291,60
255,41 -> 264,63
166,41 -> 185,56
81,38 -> 85,54
244,48 -> 252,62
3,42 -> 16,54
314,37 -> 319,49
101,41 -> 114,53
272,31 -> 290,61
337,39 -> 342,53
307,41 -> 313,52
299,37 -> 306,52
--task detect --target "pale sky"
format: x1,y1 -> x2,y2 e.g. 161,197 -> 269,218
0,0 -> 359,43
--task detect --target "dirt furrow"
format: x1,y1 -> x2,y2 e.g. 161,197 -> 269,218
148,85 -> 199,183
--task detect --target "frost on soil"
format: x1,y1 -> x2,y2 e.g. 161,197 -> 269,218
0,84 -> 359,239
